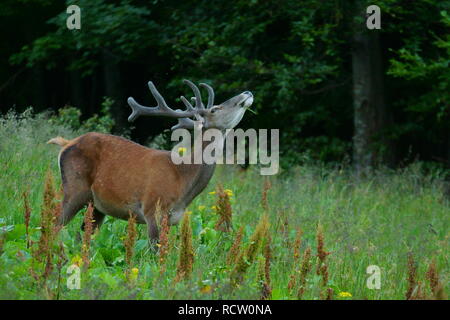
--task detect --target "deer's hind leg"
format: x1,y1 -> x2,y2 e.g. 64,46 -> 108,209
57,145 -> 94,226
59,190 -> 92,226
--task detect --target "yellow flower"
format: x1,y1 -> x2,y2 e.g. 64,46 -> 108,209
129,267 -> 139,281
186,210 -> 193,215
156,243 -> 162,248
178,147 -> 187,156
198,205 -> 206,210
211,205 -> 218,210
208,191 -> 216,195
200,285 -> 212,294
71,254 -> 83,267
338,291 -> 352,298
224,189 -> 233,197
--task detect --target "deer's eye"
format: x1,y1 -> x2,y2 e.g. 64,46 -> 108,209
210,107 -> 220,114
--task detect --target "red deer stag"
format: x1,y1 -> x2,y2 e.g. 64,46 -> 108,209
48,79 -> 253,243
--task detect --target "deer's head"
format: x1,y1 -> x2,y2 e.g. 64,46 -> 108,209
127,80 -> 253,130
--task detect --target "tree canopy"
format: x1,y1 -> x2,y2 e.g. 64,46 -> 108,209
0,0 -> 448,171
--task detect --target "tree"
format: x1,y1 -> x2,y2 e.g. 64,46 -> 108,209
351,1 -> 393,174
3,0 -> 449,171
10,0 -> 155,128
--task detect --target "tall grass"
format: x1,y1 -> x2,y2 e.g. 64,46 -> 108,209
0,110 -> 448,299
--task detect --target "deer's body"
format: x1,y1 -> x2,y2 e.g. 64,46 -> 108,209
51,132 -> 214,238
49,79 -> 253,243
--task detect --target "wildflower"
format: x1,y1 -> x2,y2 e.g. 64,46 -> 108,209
124,211 -> 137,267
81,202 -> 94,270
186,210 -> 193,215
316,223 -> 330,286
224,189 -> 233,197
127,267 -> 139,282
198,205 -> 206,210
261,179 -> 271,213
338,291 -> 352,298
325,288 -> 334,300
22,190 -> 31,248
208,191 -> 216,195
158,208 -> 170,275
35,170 -> 58,263
214,184 -> 233,232
178,147 -> 187,156
71,254 -> 83,267
226,226 -> 245,265
293,228 -> 303,260
297,246 -> 312,299
231,214 -> 269,286
200,285 -> 212,294
257,236 -> 272,300
426,259 -> 439,296
211,205 -> 218,210
176,212 -> 194,281
406,252 -> 417,300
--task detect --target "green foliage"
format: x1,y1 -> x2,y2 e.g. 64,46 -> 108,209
7,0 -> 354,165
0,111 -> 448,299
49,96 -> 115,133
49,107 -> 81,129
81,97 -> 115,133
159,0 -> 352,165
388,9 -> 449,126
3,0 -> 450,167
10,0 -> 155,75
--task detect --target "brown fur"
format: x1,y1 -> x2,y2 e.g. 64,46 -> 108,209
49,132 -> 208,242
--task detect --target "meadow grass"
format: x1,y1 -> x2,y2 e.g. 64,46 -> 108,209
0,110 -> 448,299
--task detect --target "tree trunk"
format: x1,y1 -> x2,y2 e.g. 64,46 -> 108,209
352,6 -> 393,175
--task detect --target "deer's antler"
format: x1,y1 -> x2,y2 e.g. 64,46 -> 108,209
199,83 -> 214,109
128,80 -> 216,128
127,81 -> 198,122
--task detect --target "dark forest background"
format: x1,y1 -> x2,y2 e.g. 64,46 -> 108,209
0,0 -> 449,174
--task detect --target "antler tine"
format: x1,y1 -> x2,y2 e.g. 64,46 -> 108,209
199,83 -> 215,109
180,96 -> 195,111
171,117 -> 196,130
127,81 -> 197,122
183,79 -> 204,110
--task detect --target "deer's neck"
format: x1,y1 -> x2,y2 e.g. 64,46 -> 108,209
174,131 -> 223,211
179,162 -> 216,207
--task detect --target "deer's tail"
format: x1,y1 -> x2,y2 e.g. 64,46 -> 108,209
47,136 -> 70,147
